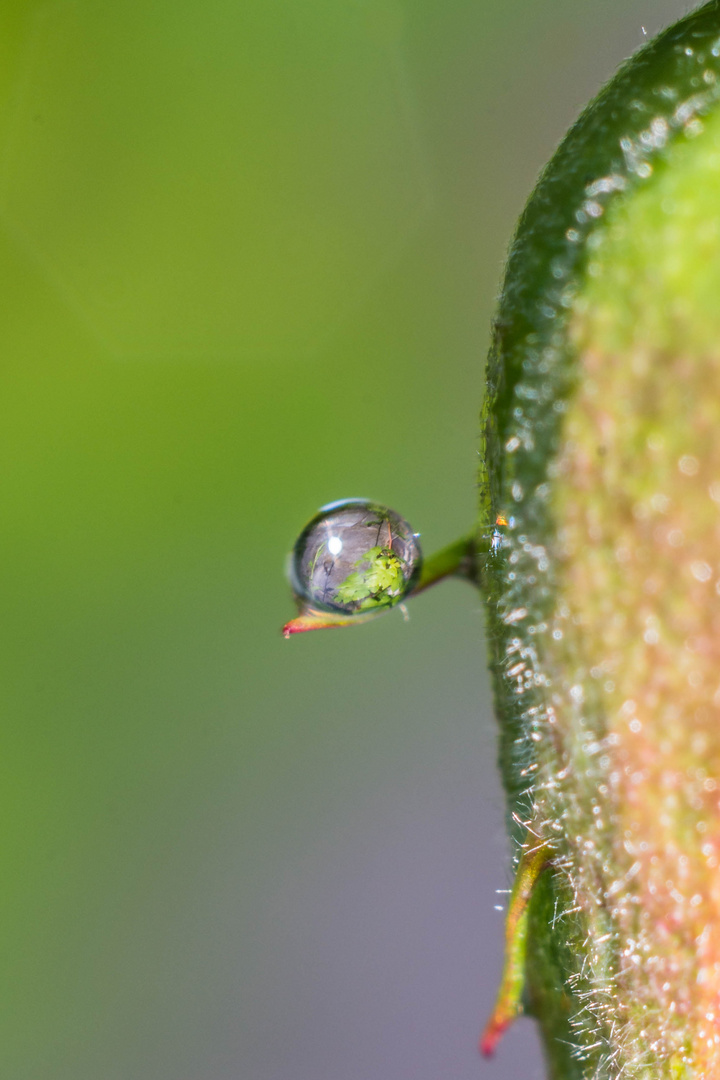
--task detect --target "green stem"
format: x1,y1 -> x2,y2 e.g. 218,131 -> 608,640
410,532 -> 477,595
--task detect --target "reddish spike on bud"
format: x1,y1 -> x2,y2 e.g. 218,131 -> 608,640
479,1006 -> 514,1057
282,609 -> 380,637
282,614 -> 345,637
478,843 -> 551,1059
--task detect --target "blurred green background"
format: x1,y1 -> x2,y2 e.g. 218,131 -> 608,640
0,1 -> 688,1077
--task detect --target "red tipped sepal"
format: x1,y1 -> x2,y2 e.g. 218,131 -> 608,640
478,842 -> 551,1058
282,607 -> 380,638
479,1002 -> 517,1058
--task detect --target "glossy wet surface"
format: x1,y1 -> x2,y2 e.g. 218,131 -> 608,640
290,500 -> 422,614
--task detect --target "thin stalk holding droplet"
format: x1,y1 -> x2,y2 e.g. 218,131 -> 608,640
411,532 -> 477,595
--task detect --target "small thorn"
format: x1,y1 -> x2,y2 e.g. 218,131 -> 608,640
480,1014 -> 512,1058
282,607 -> 381,637
282,614 -> 345,637
478,842 -> 551,1058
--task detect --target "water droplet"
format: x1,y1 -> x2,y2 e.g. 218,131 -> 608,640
691,560 -> 712,583
685,118 -> 704,138
650,492 -> 670,513
289,499 -> 422,614
583,199 -> 603,218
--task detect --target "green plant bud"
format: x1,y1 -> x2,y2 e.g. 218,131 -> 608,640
481,3 -> 720,1076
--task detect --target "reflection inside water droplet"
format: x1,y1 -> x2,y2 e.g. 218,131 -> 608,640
289,499 -> 422,615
